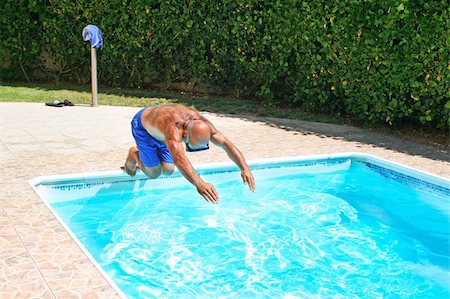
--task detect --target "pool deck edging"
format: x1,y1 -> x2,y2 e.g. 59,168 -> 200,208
30,152 -> 450,189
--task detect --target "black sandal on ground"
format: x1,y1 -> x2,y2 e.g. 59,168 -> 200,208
45,100 -> 64,107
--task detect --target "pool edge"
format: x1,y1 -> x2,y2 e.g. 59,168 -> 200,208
29,152 -> 450,188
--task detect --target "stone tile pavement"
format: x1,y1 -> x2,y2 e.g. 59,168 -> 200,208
0,102 -> 448,298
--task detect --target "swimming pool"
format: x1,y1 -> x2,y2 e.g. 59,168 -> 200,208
30,153 -> 450,298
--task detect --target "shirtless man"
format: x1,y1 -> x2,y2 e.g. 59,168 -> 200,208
123,104 -> 255,204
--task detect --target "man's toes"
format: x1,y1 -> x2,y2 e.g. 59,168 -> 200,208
121,165 -> 136,176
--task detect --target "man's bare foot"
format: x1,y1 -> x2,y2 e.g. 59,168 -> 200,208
121,164 -> 136,176
123,146 -> 141,176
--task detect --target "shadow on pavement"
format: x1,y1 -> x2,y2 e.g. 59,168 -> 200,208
215,113 -> 450,163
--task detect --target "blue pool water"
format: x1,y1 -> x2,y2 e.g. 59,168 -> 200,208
33,156 -> 450,298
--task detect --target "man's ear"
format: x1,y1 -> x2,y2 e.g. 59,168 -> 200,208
182,128 -> 188,136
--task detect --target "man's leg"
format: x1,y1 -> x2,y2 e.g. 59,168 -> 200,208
123,146 -> 143,176
159,146 -> 175,176
141,164 -> 162,179
124,146 -> 168,179
161,162 -> 175,176
124,125 -> 173,178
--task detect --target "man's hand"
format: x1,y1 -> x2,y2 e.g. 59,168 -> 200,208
241,169 -> 256,192
197,182 -> 219,204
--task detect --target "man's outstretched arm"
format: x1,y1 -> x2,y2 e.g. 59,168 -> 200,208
166,139 -> 220,204
210,131 -> 256,192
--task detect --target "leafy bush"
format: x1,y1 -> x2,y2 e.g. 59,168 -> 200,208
0,0 -> 448,128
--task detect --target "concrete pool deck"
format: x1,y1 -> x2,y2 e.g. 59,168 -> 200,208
1,102 -> 449,297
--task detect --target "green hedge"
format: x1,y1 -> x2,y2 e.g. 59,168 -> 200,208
1,0 -> 448,129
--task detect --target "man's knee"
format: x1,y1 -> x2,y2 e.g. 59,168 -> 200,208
142,166 -> 162,179
162,168 -> 175,176
161,163 -> 175,176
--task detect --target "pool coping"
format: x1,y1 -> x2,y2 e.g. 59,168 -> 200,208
28,152 -> 450,298
30,152 -> 450,189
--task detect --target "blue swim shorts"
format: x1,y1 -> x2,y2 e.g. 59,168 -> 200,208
131,107 -> 174,168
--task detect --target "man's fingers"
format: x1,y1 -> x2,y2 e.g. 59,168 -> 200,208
248,176 -> 256,192
197,182 -> 220,204
201,185 -> 219,204
242,172 -> 256,192
242,173 -> 248,185
211,186 -> 219,199
203,192 -> 218,204
208,189 -> 219,204
203,194 -> 214,204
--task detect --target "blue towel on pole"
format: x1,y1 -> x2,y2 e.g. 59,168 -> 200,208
82,25 -> 103,49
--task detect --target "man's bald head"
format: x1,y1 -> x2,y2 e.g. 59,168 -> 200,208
186,120 -> 211,146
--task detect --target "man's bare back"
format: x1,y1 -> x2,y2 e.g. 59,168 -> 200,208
140,104 -> 204,143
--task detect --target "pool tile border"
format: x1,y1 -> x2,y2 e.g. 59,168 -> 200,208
365,162 -> 450,197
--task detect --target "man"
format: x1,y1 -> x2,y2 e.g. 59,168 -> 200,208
123,104 -> 255,204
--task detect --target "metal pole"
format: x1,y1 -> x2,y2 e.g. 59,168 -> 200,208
91,47 -> 98,107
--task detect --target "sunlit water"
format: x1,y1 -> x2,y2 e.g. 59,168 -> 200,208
52,161 -> 450,298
